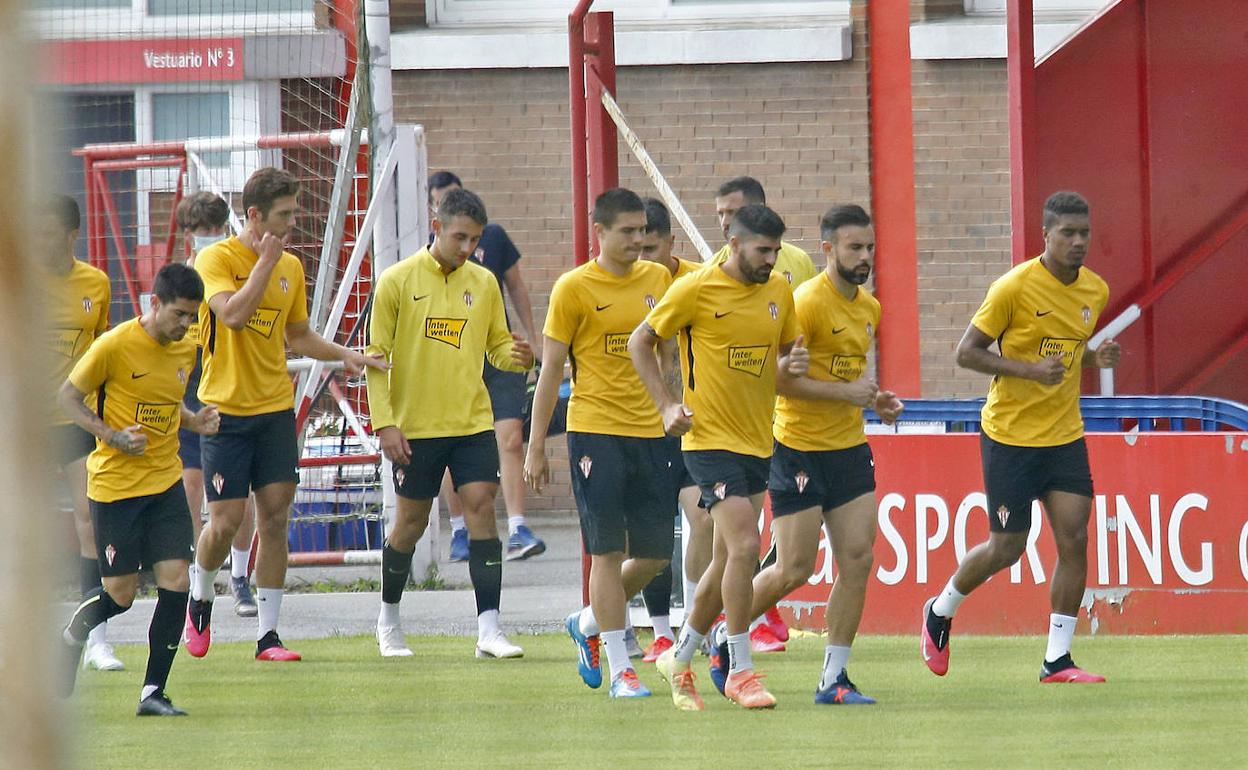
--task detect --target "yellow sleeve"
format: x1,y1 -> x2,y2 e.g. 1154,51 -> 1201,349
288,256 -> 309,325
709,244 -> 729,267
364,268 -> 400,430
95,276 -> 111,336
786,244 -> 819,287
646,273 -> 698,340
542,273 -> 581,346
795,290 -> 819,348
195,246 -> 236,304
484,280 -> 525,373
779,288 -> 799,347
67,331 -> 111,399
970,275 -> 1015,340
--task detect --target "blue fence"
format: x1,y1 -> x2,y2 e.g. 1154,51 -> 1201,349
865,395 -> 1248,433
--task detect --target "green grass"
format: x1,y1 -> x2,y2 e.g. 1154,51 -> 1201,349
75,634 -> 1247,769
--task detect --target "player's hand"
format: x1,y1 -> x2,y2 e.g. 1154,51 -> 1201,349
377,426 -> 411,465
344,350 -> 389,377
1093,339 -> 1121,369
108,425 -> 147,455
523,448 -> 549,493
784,334 -> 809,377
663,403 -> 694,437
511,334 -> 535,369
1032,355 -> 1066,385
255,231 -> 284,267
193,405 -> 221,436
874,390 -> 905,425
842,377 -> 880,408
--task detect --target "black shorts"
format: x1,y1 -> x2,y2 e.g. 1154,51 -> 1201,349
52,423 -> 97,466
484,361 -> 527,422
981,434 -> 1093,533
90,480 -> 194,577
567,432 -> 676,559
682,449 -> 770,511
177,429 -> 202,470
393,430 -> 499,500
768,440 -> 877,517
201,410 -> 299,501
663,435 -> 695,490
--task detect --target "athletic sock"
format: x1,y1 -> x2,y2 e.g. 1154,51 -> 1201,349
643,563 -> 673,618
650,615 -> 674,642
230,546 -> 251,579
931,577 -> 967,618
477,608 -> 501,639
143,588 -> 185,696
79,556 -> 102,596
87,621 -> 108,647
379,602 -> 400,628
256,588 -> 283,640
507,515 -> 525,536
190,561 -> 217,603
727,632 -> 753,675
578,606 -> 600,637
672,626 -> 705,665
818,645 -> 852,690
683,578 -> 698,613
1045,613 -> 1078,663
601,629 -> 631,681
450,515 -> 465,533
467,538 -> 503,616
65,587 -> 128,643
381,543 -> 412,605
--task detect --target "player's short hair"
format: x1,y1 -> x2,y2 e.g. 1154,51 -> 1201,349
820,204 -> 872,241
242,167 -> 300,218
592,187 -> 645,228
428,170 -> 463,201
176,192 -> 230,232
437,187 -> 488,227
1042,191 -> 1090,228
44,194 -> 80,232
716,176 -> 766,204
729,204 -> 786,240
643,197 -> 671,237
152,262 -> 204,304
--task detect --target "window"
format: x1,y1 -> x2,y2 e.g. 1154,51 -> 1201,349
964,0 -> 1111,19
427,0 -> 850,27
152,91 -> 230,167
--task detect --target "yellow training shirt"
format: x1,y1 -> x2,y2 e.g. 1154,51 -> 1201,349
673,257 -> 702,279
544,259 -> 673,439
68,318 -> 197,502
366,247 -> 526,439
646,265 -> 798,457
971,257 -> 1109,447
773,273 -> 881,452
48,260 -> 111,426
195,236 -> 308,416
710,241 -> 818,289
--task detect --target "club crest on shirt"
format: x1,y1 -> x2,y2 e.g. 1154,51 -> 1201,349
644,294 -> 656,310
768,302 -> 779,320
579,455 -> 593,478
473,247 -> 485,264
177,368 -> 187,384
996,505 -> 1010,529
425,317 -> 468,348
866,322 -> 873,338
794,470 -> 810,494
1081,306 -> 1091,325
104,543 -> 116,567
82,296 -> 93,313
279,277 -> 289,294
782,270 -> 793,284
395,469 -> 406,487
713,481 -> 727,501
463,291 -> 474,308
212,473 -> 225,495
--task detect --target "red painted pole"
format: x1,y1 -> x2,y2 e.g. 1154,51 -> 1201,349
583,11 -> 618,259
568,1 -> 594,266
867,0 -> 922,397
1007,0 -> 1038,263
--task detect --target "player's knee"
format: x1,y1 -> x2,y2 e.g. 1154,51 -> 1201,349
1055,526 -> 1089,559
836,546 -> 874,582
726,531 -> 761,562
107,585 -> 137,608
778,560 -> 814,592
496,426 -> 524,455
989,534 -> 1028,568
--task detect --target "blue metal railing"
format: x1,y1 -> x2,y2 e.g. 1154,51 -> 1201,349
865,395 -> 1248,433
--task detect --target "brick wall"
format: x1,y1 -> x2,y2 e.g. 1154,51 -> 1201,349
389,31 -> 1015,511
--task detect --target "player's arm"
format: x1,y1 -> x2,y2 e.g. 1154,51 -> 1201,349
207,232 -> 284,330
522,336 -> 570,493
286,320 -> 388,376
628,321 -> 692,436
501,265 -> 540,362
1082,338 -> 1121,369
362,271 -> 409,465
180,403 -> 220,435
484,284 -> 534,373
57,380 -> 146,456
955,323 -> 1063,385
657,336 -> 682,400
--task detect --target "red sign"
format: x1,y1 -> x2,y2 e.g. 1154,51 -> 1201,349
45,38 -> 244,85
766,433 -> 1248,635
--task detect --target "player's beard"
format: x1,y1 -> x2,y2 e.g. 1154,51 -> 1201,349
837,260 -> 871,286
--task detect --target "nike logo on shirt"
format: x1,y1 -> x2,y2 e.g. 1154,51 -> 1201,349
413,295 -> 429,302
131,372 -> 149,379
832,327 -> 847,334
595,304 -> 612,312
485,560 -> 503,567
235,275 -> 249,282
1036,310 -> 1054,317
715,311 -> 733,318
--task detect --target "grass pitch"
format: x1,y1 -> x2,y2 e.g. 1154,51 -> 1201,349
75,633 -> 1246,769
